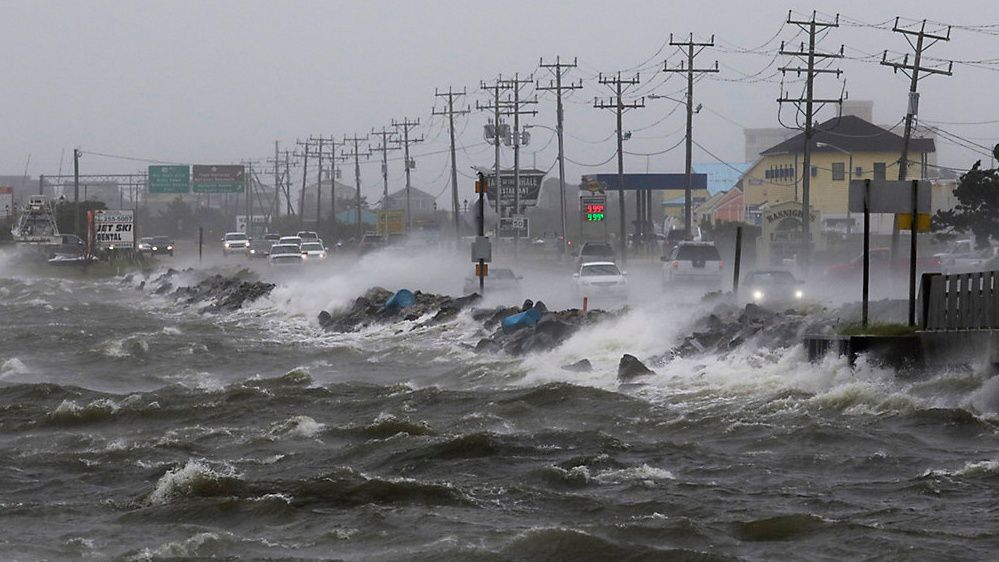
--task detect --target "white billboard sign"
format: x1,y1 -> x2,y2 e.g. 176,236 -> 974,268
849,179 -> 931,214
94,209 -> 135,249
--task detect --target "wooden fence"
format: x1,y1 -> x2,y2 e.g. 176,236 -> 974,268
921,271 -> 999,331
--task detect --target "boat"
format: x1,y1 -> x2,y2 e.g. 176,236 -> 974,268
11,195 -> 61,244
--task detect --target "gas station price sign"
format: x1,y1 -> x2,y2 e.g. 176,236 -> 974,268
585,203 -> 605,221
581,194 -> 607,222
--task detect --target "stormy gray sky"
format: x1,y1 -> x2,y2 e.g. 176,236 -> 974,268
3,0 -> 997,202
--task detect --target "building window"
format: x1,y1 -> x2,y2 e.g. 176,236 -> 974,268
855,166 -> 863,177
811,166 -> 818,177
873,162 -> 886,181
831,162 -> 846,181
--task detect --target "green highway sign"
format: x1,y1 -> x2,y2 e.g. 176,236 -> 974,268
148,165 -> 190,193
192,165 -> 245,193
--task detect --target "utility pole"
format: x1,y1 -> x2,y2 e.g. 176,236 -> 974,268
663,35 -> 718,241
283,150 -> 295,216
296,139 -> 311,227
478,76 -> 507,216
498,73 -> 537,256
391,118 -> 423,232
342,134 -> 369,240
882,18 -> 952,258
270,141 -> 281,219
594,72 -> 645,265
433,86 -> 470,240
778,10 -> 844,272
73,148 -> 81,237
538,57 -> 582,258
369,126 -> 399,240
309,135 -> 336,232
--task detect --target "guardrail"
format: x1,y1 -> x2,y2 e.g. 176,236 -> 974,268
920,271 -> 999,331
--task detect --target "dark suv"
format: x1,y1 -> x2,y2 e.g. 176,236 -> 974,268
577,241 -> 616,266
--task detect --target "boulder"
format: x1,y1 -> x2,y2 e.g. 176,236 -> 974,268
618,354 -> 654,380
562,359 -> 593,373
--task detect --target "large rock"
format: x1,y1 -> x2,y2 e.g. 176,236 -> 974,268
618,354 -> 654,381
170,272 -> 275,312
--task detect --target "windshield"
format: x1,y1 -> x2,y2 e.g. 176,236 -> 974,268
581,244 -> 614,257
746,271 -> 797,284
581,264 -> 621,276
139,238 -> 153,243
225,233 -> 248,241
676,245 -> 720,261
270,245 -> 300,255
302,243 -> 324,251
152,237 -> 170,244
298,232 -> 318,239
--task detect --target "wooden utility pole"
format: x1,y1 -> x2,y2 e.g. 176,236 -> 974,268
594,72 -> 645,265
477,76 -> 508,216
433,87 -> 470,240
882,18 -> 952,258
296,139 -> 311,227
390,119 -> 422,232
369,126 -> 399,239
341,134 -> 369,240
663,34 -> 718,241
309,135 -> 336,232
498,74 -> 537,255
778,11 -> 844,271
538,57 -> 582,257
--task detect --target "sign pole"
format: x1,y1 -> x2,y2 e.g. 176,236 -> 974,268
863,179 -> 870,329
198,226 -> 203,264
733,225 -> 743,297
908,179 -> 919,327
478,173 -> 486,293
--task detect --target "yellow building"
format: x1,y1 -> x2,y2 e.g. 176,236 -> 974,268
740,115 -> 936,229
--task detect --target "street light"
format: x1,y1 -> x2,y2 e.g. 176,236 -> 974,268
816,141 -> 854,234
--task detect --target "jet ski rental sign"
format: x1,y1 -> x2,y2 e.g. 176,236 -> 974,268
94,209 -> 134,249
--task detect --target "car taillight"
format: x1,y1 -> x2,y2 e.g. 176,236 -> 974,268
719,260 -> 724,269
672,261 -> 679,269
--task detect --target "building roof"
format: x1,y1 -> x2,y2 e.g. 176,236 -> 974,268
581,173 -> 708,191
386,186 -> 437,200
761,115 -> 936,155
693,162 -> 752,195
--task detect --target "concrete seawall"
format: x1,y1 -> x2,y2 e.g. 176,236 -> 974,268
805,330 -> 999,371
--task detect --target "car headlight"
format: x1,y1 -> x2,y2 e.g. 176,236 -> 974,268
224,242 -> 230,248
753,290 -> 764,301
795,290 -> 804,299
109,245 -> 115,250
250,249 -> 255,254
167,246 -> 173,250
152,246 -> 158,251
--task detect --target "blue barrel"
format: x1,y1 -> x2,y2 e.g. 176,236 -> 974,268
501,307 -> 542,333
384,289 -> 416,313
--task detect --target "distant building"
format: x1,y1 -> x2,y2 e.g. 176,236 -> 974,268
384,186 -> 439,224
741,114 -> 936,226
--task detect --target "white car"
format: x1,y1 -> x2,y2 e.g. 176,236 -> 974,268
663,241 -> 723,286
278,236 -> 303,249
222,232 -> 250,256
268,244 -> 304,266
301,241 -> 327,261
573,261 -> 628,298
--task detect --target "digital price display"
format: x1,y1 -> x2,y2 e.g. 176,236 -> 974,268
585,203 -> 605,222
